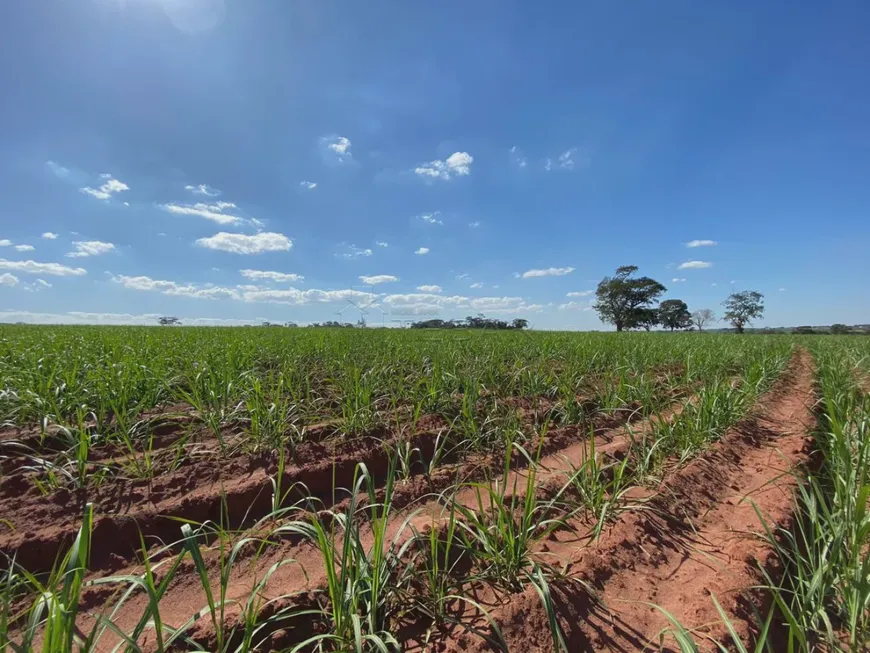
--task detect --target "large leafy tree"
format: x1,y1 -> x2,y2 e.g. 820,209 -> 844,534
594,265 -> 667,332
634,308 -> 660,331
722,291 -> 764,333
658,299 -> 692,331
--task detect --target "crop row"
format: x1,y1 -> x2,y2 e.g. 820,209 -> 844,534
0,333 -> 795,651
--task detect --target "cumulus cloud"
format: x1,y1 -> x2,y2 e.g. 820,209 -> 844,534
359,274 -> 398,285
185,184 -> 220,197
112,275 -> 241,300
671,277 -> 687,282
65,240 -> 115,258
160,202 -> 244,225
521,267 -> 574,278
36,279 -> 51,288
80,176 -> 129,201
239,269 -> 304,283
243,287 -> 378,306
46,160 -> 70,178
566,290 -> 593,297
0,240 -> 10,247
414,152 -> 473,180
678,260 -> 713,270
417,284 -> 442,293
376,241 -> 388,248
300,181 -> 317,190
470,282 -> 483,289
41,232 -> 58,240
415,247 -> 430,255
321,135 -> 353,162
0,259 -> 87,276
380,292 -> 539,316
420,212 -> 443,225
14,245 -> 35,252
686,239 -> 717,248
197,231 -> 293,255
0,273 -> 19,287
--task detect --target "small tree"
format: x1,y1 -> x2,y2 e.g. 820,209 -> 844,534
658,299 -> 692,331
511,318 -> 529,330
692,309 -> 716,331
158,316 -> 181,326
830,323 -> 849,335
722,291 -> 764,334
594,265 -> 667,332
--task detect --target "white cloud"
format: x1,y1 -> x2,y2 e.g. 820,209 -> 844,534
36,279 -> 51,288
414,151 -> 473,180
468,221 -> 480,228
185,184 -> 220,197
544,158 -> 553,172
113,275 -> 240,301
242,287 -> 378,306
380,292 -> 538,316
239,269 -> 304,283
678,260 -> 713,270
41,232 -> 59,240
322,135 -> 353,162
558,301 -> 593,311
196,231 -> 293,255
46,161 -> 70,178
417,284 -> 442,293
300,181 -> 317,190
415,247 -> 430,255
420,212 -> 443,225
65,240 -> 115,258
14,245 -> 35,252
0,273 -> 19,287
0,309 -> 266,326
711,283 -> 718,287
686,239 -> 717,248
470,282 -> 483,289
0,240 -> 10,247
376,241 -> 388,248
336,244 -> 373,259
0,259 -> 87,276
510,146 -> 528,168
456,273 -> 469,281
566,290 -> 593,297
80,177 -> 129,201
671,277 -> 687,282
558,148 -> 578,169
160,202 -> 244,225
359,274 -> 399,285
521,267 -> 574,278
779,288 -> 786,292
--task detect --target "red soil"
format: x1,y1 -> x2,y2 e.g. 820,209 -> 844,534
454,348 -> 816,652
0,355 -> 813,652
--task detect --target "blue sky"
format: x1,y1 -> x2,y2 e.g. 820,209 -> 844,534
1,0 -> 868,329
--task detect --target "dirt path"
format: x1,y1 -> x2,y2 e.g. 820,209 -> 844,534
466,348 -> 816,652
